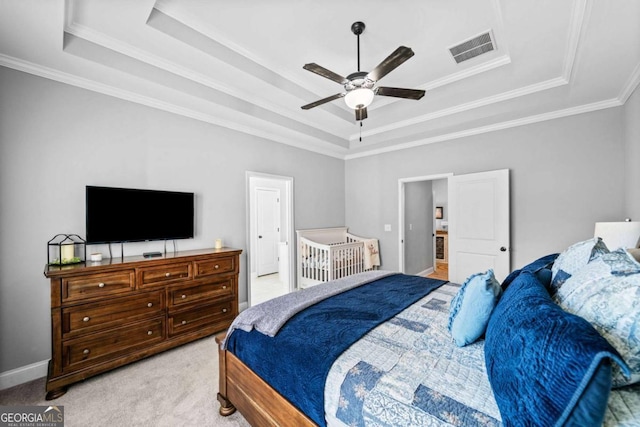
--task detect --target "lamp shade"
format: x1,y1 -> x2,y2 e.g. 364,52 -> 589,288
594,221 -> 640,250
344,88 -> 374,109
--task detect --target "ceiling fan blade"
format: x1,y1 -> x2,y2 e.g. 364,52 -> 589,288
376,86 -> 425,100
355,106 -> 368,121
303,63 -> 349,85
367,46 -> 415,82
301,92 -> 346,110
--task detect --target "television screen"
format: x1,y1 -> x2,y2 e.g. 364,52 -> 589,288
86,186 -> 194,244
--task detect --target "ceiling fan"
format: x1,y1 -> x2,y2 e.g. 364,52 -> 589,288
301,21 -> 425,121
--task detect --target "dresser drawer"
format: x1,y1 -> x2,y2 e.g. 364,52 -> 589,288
137,262 -> 191,288
63,318 -> 165,371
63,271 -> 135,303
168,277 -> 234,307
62,291 -> 164,338
168,300 -> 235,338
194,256 -> 236,278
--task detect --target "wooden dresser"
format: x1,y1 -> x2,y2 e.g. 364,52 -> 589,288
44,247 -> 241,400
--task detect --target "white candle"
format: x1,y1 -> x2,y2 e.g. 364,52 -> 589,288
61,243 -> 75,262
215,239 -> 222,249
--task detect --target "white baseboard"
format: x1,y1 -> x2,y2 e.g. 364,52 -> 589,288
419,267 -> 434,277
0,359 -> 48,390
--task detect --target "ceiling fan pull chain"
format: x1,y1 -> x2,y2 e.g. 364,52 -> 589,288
359,122 -> 362,142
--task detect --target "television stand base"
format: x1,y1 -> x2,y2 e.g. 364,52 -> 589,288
143,251 -> 162,258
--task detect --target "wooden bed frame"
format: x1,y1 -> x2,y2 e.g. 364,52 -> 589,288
215,332 -> 316,426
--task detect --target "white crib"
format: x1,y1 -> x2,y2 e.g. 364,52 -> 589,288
296,227 -> 379,289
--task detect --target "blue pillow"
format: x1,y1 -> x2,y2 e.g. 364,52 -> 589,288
501,253 -> 558,291
448,269 -> 501,347
485,270 -> 629,426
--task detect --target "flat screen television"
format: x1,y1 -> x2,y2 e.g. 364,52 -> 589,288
86,186 -> 194,244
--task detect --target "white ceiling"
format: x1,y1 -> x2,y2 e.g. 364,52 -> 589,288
1,0 -> 639,159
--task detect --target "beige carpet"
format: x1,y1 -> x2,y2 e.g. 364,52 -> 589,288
0,336 -> 250,427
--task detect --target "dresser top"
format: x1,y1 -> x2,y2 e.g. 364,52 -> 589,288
45,247 -> 242,278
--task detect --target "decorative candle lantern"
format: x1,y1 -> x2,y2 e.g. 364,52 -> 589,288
48,234 -> 86,265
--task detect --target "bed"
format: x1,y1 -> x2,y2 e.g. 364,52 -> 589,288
296,227 -> 380,289
216,239 -> 640,427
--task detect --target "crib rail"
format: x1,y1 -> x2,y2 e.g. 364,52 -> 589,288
298,233 -> 372,288
328,241 -> 365,281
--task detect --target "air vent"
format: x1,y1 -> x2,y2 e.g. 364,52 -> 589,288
449,31 -> 495,64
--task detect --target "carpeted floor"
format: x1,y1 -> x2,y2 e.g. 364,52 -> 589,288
0,335 -> 250,427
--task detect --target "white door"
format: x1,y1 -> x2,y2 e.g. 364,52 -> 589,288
448,169 -> 510,284
257,188 -> 280,276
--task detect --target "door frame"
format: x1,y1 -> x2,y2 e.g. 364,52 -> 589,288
398,173 -> 453,273
246,171 -> 295,308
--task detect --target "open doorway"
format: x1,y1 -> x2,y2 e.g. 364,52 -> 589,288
398,173 -> 451,279
399,169 -> 510,284
246,172 -> 294,307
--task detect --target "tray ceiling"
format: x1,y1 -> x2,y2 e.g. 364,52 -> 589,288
1,0 -> 638,159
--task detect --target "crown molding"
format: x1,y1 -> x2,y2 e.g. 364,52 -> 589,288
146,5 -> 354,123
0,54 -> 346,159
345,98 -> 622,160
63,21 -> 345,140
1,52 -> 630,163
561,0 -> 589,82
619,62 -> 640,104
351,76 -> 568,143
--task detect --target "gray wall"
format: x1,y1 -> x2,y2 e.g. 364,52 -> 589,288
624,87 -> 640,221
345,105 -> 631,272
0,67 -> 345,374
1,63 -> 638,382
404,181 -> 433,275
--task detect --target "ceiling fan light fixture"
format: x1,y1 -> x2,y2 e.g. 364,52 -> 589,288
344,88 -> 374,110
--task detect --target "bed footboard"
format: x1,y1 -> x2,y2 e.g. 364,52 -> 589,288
215,332 -> 316,426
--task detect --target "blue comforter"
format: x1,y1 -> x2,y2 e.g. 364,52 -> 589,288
225,274 -> 446,426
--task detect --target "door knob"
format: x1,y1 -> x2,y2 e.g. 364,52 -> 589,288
500,246 -> 507,252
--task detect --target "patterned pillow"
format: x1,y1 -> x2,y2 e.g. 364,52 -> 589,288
550,237 -> 609,294
448,269 -> 502,347
554,248 -> 640,387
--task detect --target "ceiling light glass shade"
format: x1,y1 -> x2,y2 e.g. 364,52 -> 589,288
344,88 -> 374,109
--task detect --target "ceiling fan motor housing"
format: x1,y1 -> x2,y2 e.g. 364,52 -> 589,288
345,71 -> 374,91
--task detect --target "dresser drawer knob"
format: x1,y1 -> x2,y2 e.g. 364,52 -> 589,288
222,285 -> 227,289
214,264 -> 220,269
147,302 -> 153,307
83,349 -> 90,355
83,316 -> 90,322
98,283 -> 105,288
147,330 -> 153,335
165,272 -> 171,277
181,294 -> 186,299
222,308 -> 228,313
181,320 -> 187,325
